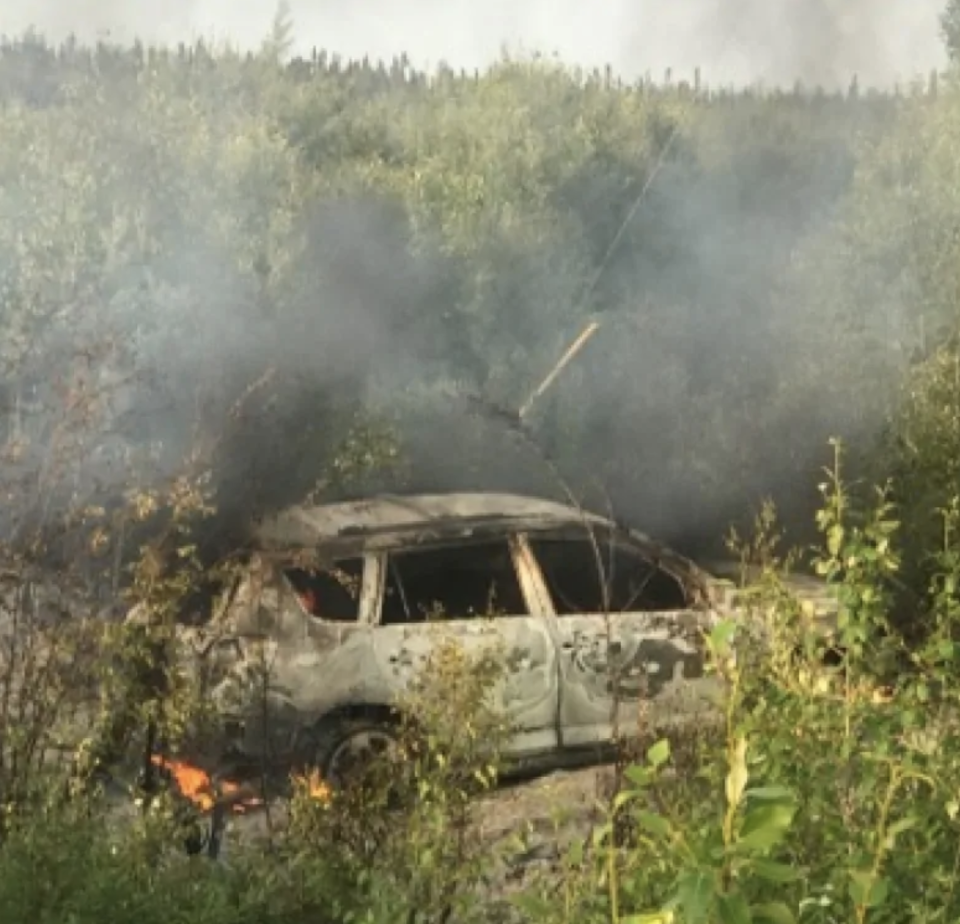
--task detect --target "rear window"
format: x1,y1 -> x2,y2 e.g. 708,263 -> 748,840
283,559 -> 365,623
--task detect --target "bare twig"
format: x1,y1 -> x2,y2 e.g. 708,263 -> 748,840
518,321 -> 600,420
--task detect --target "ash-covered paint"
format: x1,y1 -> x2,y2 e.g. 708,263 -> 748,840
559,616 -> 705,700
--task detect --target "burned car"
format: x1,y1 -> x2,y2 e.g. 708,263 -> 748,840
178,493 -> 837,783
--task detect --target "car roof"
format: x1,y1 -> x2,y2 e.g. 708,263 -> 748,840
252,492 -> 613,548
249,492 -> 709,589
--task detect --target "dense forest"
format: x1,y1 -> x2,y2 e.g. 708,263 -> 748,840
0,13 -> 957,583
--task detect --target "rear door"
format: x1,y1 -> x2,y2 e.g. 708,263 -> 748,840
202,553 -> 380,761
368,535 -> 560,757
519,530 -> 721,749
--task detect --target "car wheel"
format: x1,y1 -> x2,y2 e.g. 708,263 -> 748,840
307,716 -> 402,791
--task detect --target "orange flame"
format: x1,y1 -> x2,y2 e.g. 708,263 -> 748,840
291,767 -> 332,803
150,755 -> 263,814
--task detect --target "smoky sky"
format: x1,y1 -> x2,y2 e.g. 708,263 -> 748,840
3,0 -> 948,90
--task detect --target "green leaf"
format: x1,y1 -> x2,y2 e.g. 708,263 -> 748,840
751,860 -> 801,883
675,869 -> 715,924
827,524 -> 845,556
738,802 -> 796,852
882,815 -> 917,849
624,764 -> 654,788
647,738 -> 671,768
717,890 -> 752,924
725,736 -> 749,809
613,789 -> 645,811
636,810 -> 673,839
710,619 -> 739,653
847,870 -> 889,908
591,822 -> 613,849
622,914 -> 675,924
753,902 -> 796,924
744,787 -> 794,803
510,893 -> 555,918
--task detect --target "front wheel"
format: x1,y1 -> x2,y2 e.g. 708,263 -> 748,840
303,716 -> 403,791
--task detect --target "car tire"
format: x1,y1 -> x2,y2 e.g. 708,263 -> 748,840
303,715 -> 403,791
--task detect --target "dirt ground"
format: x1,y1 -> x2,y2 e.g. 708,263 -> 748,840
215,761 -> 619,867
91,759 -> 622,924
476,763 -> 617,852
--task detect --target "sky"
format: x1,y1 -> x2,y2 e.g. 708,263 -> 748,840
1,0 -> 949,90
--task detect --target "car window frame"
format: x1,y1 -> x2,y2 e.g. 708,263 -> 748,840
368,533 -> 552,627
516,529 -> 695,616
262,550 -> 381,627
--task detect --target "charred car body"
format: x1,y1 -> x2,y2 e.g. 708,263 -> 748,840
175,493 -> 837,782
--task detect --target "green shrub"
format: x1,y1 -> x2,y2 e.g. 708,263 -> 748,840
517,441 -> 960,924
0,626 -> 513,924
0,792 -> 346,924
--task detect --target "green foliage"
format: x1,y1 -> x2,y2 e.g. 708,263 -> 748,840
944,0 -> 960,63
0,25 -> 928,553
0,627 -> 511,924
0,793 -> 346,924
286,637 -> 512,924
513,443 -> 960,924
262,1 -> 295,62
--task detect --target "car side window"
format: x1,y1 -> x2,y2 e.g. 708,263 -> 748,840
528,536 -> 688,614
283,559 -> 365,623
380,540 -> 528,625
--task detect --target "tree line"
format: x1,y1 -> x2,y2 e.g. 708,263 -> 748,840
0,25 -> 955,595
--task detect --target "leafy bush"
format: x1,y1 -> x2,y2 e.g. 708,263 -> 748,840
515,443 -> 960,924
0,629 -> 515,924
285,635 -> 513,924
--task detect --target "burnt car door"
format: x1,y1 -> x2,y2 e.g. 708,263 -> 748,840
368,535 -> 561,758
200,552 -> 381,762
518,529 -> 722,749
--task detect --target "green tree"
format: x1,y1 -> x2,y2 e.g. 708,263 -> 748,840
261,0 -> 294,62
942,0 -> 960,62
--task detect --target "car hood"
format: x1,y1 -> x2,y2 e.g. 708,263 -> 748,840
702,559 -> 840,635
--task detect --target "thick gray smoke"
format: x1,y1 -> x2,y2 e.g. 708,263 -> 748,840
6,0 -> 946,89
0,1 -> 943,583
11,196 -> 457,564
